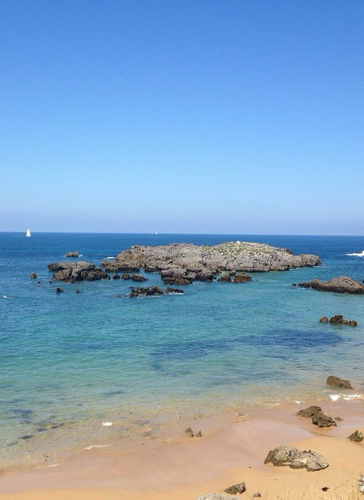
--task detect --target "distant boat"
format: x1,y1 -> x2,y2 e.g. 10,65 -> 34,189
25,229 -> 31,237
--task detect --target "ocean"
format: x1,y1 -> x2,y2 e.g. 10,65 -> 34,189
1,232 -> 364,473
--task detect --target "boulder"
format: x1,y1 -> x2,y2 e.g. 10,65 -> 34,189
29,272 -> 37,279
298,276 -> 364,294
327,375 -> 353,390
121,273 -> 131,280
329,315 -> 357,326
348,430 -> 363,442
55,287 -> 63,294
297,406 -> 337,428
264,445 -> 329,471
320,316 -> 328,323
233,273 -> 252,283
65,251 -> 79,258
128,287 -> 164,298
224,483 -> 246,495
218,275 -> 231,282
131,274 -> 147,282
113,274 -> 121,280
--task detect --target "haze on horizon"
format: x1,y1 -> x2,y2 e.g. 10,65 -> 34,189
1,1 -> 364,236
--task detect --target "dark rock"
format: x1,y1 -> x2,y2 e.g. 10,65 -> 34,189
113,274 -> 121,280
165,287 -> 184,294
128,287 -> 164,298
253,494 -> 262,498
196,430 -> 203,438
321,487 -> 329,491
218,275 -> 231,282
55,287 -> 63,294
131,274 -> 148,282
292,283 -> 297,287
48,263 -> 62,271
298,276 -> 364,294
327,375 -> 353,390
320,316 -> 329,323
297,406 -> 322,418
144,266 -> 160,273
329,315 -> 357,326
163,275 -> 192,285
224,482 -> 246,495
76,290 -> 81,294
121,273 -> 131,280
311,410 -> 337,428
49,261 -> 109,282
29,272 -> 37,279
185,427 -> 194,437
65,251 -> 79,258
348,430 -> 364,442
297,406 -> 337,428
264,445 -> 329,471
233,273 -> 252,283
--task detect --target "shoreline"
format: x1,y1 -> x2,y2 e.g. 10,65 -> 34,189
1,399 -> 363,499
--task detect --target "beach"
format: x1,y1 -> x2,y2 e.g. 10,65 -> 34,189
0,399 -> 363,499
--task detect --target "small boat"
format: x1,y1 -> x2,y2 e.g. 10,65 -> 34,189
25,229 -> 31,237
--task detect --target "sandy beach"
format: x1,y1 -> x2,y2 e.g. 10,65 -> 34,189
1,399 -> 363,500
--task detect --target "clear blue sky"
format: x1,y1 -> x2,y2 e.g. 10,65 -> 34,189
1,0 -> 363,234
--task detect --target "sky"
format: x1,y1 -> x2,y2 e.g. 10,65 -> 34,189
1,0 -> 364,235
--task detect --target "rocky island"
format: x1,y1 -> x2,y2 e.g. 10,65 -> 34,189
102,241 -> 321,285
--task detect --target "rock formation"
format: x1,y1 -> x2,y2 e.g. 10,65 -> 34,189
104,241 -> 320,285
128,286 -> 164,298
47,262 -> 110,283
224,483 -> 246,495
348,430 -> 363,442
299,276 -> 364,294
264,445 -> 329,471
327,375 -> 353,390
65,251 -> 79,258
297,406 -> 337,428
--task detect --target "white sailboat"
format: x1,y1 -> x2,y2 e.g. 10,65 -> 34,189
25,229 -> 31,237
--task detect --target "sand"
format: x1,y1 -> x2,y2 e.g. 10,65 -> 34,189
0,400 -> 363,500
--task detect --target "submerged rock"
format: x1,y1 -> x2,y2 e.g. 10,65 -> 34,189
327,375 -> 353,390
224,482 -> 246,495
165,287 -> 184,294
264,445 -> 329,471
29,272 -> 37,279
298,276 -> 364,294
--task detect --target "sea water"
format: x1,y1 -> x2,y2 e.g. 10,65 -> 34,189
1,233 -> 364,472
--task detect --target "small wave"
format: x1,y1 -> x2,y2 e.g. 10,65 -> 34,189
347,251 -> 364,257
329,394 -> 341,401
329,393 -> 364,402
46,463 -> 60,468
84,444 -> 111,450
2,295 -> 10,299
105,256 -> 115,260
102,422 -> 113,427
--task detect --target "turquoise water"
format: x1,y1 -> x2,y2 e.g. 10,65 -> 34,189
1,233 -> 364,472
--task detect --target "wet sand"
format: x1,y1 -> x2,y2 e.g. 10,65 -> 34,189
1,400 -> 363,500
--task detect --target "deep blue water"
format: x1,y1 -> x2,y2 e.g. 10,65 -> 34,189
1,232 -> 364,472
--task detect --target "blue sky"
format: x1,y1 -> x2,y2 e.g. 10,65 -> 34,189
1,0 -> 363,234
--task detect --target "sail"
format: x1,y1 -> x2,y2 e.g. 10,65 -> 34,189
26,229 -> 31,237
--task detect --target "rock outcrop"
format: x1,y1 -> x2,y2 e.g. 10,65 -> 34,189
348,430 -> 363,442
47,262 -> 110,283
297,406 -> 337,428
264,445 -> 329,471
299,276 -> 364,294
106,241 -> 320,285
327,375 -> 353,390
65,251 -> 79,258
128,286 -> 164,298
224,483 -> 246,495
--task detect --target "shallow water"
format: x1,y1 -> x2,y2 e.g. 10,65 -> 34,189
1,233 -> 364,472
